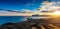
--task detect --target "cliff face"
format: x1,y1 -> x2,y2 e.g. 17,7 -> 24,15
0,19 -> 60,29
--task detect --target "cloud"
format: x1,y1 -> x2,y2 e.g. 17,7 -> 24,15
32,0 -> 36,2
51,0 -> 60,2
38,1 -> 60,11
50,1 -> 60,6
22,9 -> 31,13
25,3 -> 34,6
0,9 -> 22,13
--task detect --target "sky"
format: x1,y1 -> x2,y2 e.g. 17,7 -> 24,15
0,0 -> 60,11
0,0 -> 43,11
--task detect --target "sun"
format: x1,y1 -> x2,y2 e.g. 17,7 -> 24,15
53,11 -> 60,15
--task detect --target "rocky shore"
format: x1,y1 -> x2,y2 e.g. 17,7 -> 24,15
0,19 -> 60,29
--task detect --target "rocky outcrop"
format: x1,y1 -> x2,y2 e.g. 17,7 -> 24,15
0,19 -> 60,29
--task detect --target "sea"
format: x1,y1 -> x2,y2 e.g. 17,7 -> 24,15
0,16 -> 28,25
